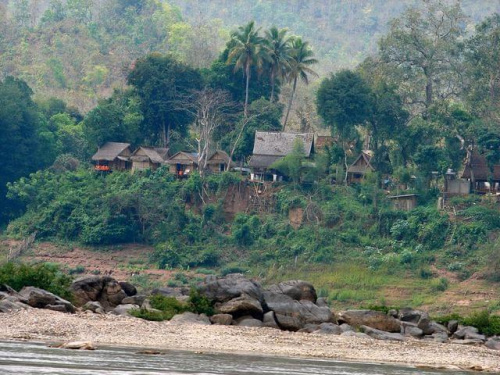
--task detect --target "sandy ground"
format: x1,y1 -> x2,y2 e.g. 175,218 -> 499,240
0,309 -> 499,372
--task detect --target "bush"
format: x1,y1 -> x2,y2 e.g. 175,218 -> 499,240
463,310 -> 500,336
220,265 -> 248,276
0,262 -> 73,300
68,265 -> 85,275
188,289 -> 214,316
430,277 -> 449,292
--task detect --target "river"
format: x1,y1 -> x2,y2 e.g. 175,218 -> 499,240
0,341 -> 471,375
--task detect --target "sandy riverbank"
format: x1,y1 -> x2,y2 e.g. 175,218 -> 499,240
0,309 -> 499,372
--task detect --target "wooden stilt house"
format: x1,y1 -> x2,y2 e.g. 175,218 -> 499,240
91,142 -> 132,172
130,147 -> 169,172
166,151 -> 199,178
347,151 -> 374,184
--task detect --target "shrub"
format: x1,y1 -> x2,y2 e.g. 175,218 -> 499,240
430,277 -> 449,292
188,289 -> 214,316
462,310 -> 500,336
68,265 -> 85,275
220,265 -> 248,276
0,262 -> 73,300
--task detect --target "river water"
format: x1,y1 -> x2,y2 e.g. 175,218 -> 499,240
0,341 -> 471,375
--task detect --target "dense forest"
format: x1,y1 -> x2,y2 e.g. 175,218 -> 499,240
1,0 -> 500,309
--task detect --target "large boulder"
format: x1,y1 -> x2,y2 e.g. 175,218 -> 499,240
216,294 -> 263,318
262,311 -> 280,329
267,280 -> 317,303
338,310 -> 401,333
197,274 -> 263,303
417,313 -> 448,336
82,301 -> 105,314
210,314 -> 233,325
262,291 -> 333,331
169,312 -> 211,325
19,287 -> 75,313
111,304 -> 139,316
119,282 -> 137,297
360,325 -> 405,341
313,323 -> 342,335
452,326 -> 478,340
235,316 -> 263,327
401,321 -> 424,338
485,337 -> 500,350
0,298 -> 29,313
398,308 -> 425,324
71,276 -> 126,309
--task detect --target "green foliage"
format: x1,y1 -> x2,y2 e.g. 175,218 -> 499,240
0,262 -> 73,300
430,277 -> 449,292
188,288 -> 214,316
131,294 -> 188,321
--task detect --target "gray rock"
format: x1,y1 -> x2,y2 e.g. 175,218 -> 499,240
417,314 -> 448,336
122,295 -> 146,306
45,304 -> 68,313
82,301 -> 104,314
430,332 -> 449,343
71,276 -> 126,309
119,282 -> 137,297
452,326 -> 478,340
340,323 -> 355,333
263,291 -> 334,331
485,337 -> 500,350
217,294 -> 263,318
197,274 -> 263,303
267,280 -> 317,303
316,297 -> 328,308
401,322 -> 423,338
314,323 -> 342,335
360,325 -> 405,341
235,316 -> 263,327
0,298 -> 28,313
298,324 -> 320,333
398,308 -> 425,324
169,312 -> 211,325
447,320 -> 459,333
210,314 -> 233,325
338,310 -> 401,333
464,331 -> 486,341
262,311 -> 280,329
388,309 -> 398,318
19,287 -> 75,313
110,304 -> 139,316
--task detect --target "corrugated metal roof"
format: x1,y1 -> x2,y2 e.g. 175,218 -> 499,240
252,132 -> 314,157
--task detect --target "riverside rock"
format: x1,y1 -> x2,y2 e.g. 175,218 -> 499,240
338,310 -> 401,333
169,312 -> 211,325
262,311 -> 279,329
398,308 -> 425,324
485,337 -> 500,350
216,293 -> 263,318
119,282 -> 137,297
360,325 -> 405,341
235,316 -> 263,327
111,304 -> 138,316
210,314 -> 233,325
267,280 -> 317,303
197,274 -> 263,303
82,301 -> 105,314
71,276 -> 127,309
262,291 -> 333,331
122,295 -> 146,306
314,323 -> 342,335
19,287 -> 75,313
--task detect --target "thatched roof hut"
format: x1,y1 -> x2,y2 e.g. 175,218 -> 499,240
91,142 -> 132,171
461,151 -> 500,182
347,151 -> 374,183
130,147 -> 169,171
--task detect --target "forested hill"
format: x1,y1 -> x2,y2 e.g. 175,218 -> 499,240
1,0 -> 499,112
169,0 -> 500,72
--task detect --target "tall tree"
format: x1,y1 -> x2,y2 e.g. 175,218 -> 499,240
378,0 -> 466,111
127,54 -> 203,147
316,70 -> 372,182
283,37 -> 318,129
264,26 -> 291,103
465,13 -> 500,121
226,21 -> 267,117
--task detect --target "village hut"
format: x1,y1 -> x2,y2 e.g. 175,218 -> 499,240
248,131 -> 314,182
130,147 -> 169,172
166,151 -> 199,177
461,150 -> 500,193
91,142 -> 132,172
388,194 -> 418,211
206,150 -> 232,173
347,151 -> 375,184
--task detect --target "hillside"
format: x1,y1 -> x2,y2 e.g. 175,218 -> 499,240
1,0 -> 499,111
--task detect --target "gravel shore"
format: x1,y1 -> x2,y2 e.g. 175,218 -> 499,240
0,309 -> 499,372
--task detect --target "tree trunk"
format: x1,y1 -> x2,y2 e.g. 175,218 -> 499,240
283,77 -> 297,130
425,75 -> 433,108
244,63 -> 250,117
270,72 -> 276,103
162,121 -> 168,148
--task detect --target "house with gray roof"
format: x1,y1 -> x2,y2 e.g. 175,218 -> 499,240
248,132 -> 315,181
91,142 -> 132,172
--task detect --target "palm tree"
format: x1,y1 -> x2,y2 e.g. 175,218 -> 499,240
283,38 -> 318,129
227,21 -> 267,117
264,26 -> 292,103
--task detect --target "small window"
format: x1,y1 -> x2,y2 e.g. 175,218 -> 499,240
220,163 -> 226,172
